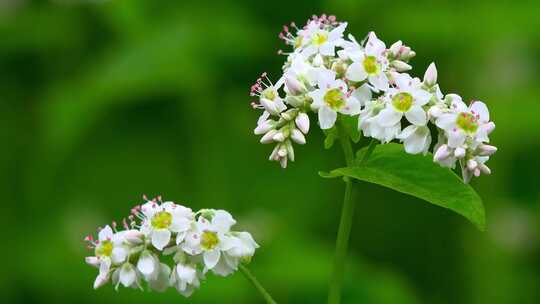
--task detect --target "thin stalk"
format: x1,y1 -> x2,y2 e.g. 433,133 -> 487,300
328,121 -> 356,304
239,264 -> 277,304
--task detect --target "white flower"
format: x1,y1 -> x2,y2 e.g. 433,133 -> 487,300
359,98 -> 399,143
136,250 -> 160,280
435,95 -> 494,148
112,262 -> 140,289
300,21 -> 347,57
140,201 -> 194,251
345,32 -> 390,92
181,210 -> 236,270
397,125 -> 431,155
378,73 -> 431,128
170,263 -> 201,297
147,263 -> 171,292
309,69 -> 360,129
250,73 -> 286,116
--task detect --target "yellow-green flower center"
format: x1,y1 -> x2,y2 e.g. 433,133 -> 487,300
456,112 -> 478,133
363,56 -> 379,75
95,240 -> 113,257
151,211 -> 172,229
392,92 -> 414,112
262,87 -> 277,101
312,31 -> 328,46
201,231 -> 219,250
324,88 -> 345,110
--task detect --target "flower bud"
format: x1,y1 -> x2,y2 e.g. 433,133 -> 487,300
124,229 -> 145,245
254,120 -> 275,135
86,257 -> 100,267
391,60 -> 412,72
484,122 -> 496,134
285,76 -> 305,95
389,40 -> 402,57
434,145 -> 450,161
93,273 -> 110,289
260,98 -> 283,115
295,112 -> 310,134
478,163 -> 491,175
278,144 -> 288,158
281,109 -> 298,121
423,62 -> 437,87
467,159 -> 478,171
273,131 -> 286,142
454,147 -> 466,158
477,144 -> 497,156
260,129 -> 277,144
290,128 -> 306,145
269,144 -> 280,160
285,140 -> 295,162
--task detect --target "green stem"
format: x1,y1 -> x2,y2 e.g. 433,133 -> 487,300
239,264 -> 277,304
328,121 -> 356,304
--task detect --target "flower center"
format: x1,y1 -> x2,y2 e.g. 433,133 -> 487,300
312,31 -> 328,46
363,56 -> 379,75
294,36 -> 303,49
323,88 -> 345,110
95,240 -> 113,257
201,231 -> 219,250
151,211 -> 172,229
392,92 -> 414,112
456,112 -> 478,133
262,87 -> 277,101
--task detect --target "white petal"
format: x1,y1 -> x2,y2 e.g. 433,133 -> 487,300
170,216 -> 191,233
368,73 -> 389,92
112,246 -> 127,264
378,108 -> 402,127
151,229 -> 171,250
340,97 -> 361,115
470,101 -> 490,122
351,83 -> 372,106
345,62 -> 367,82
365,32 -> 386,56
204,250 -> 221,269
319,43 -> 334,56
85,256 -> 100,267
318,106 -> 337,129
403,127 -> 429,154
397,125 -> 417,139
119,264 -> 136,287
448,129 -> 466,148
98,226 -> 113,241
413,90 -> 431,106
405,105 -> 427,126
212,210 -> 236,233
137,251 -> 156,275
436,113 -> 457,130
329,22 -> 347,40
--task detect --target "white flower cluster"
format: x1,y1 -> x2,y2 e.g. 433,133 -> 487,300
251,14 -> 497,183
84,196 -> 259,297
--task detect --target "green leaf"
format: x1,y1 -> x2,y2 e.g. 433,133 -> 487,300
340,115 -> 361,143
329,143 -> 485,231
323,127 -> 338,149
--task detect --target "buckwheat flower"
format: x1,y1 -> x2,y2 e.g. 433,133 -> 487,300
359,98 -> 399,143
309,69 -> 360,129
435,95 -> 494,148
388,40 -> 416,61
137,249 -> 161,280
299,19 -> 347,57
182,209 -> 237,270
111,262 -> 141,289
345,32 -> 390,92
397,125 -> 432,155
378,73 -> 431,128
140,201 -> 194,251
250,73 -> 286,116
170,262 -> 201,297
147,263 -> 172,292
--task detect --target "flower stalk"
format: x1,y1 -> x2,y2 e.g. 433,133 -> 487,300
239,264 -> 277,304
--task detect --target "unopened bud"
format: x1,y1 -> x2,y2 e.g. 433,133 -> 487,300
124,229 -> 144,245
391,60 -> 412,72
290,128 -> 306,144
260,130 -> 277,144
389,40 -> 402,57
93,273 -> 110,289
285,140 -> 295,162
477,144 -> 497,156
478,163 -> 491,175
423,62 -> 437,86
85,257 -> 100,267
295,112 -> 310,134
281,109 -> 298,121
484,122 -> 496,134
273,131 -> 286,142
434,145 -> 450,161
254,120 -> 275,135
285,76 -> 305,95
467,159 -> 478,171
454,147 -> 466,158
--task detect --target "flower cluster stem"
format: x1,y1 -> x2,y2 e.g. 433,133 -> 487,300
239,264 -> 277,304
328,122 -> 357,304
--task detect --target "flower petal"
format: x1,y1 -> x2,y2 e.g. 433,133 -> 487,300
405,105 -> 427,126
318,106 -> 337,129
204,250 -> 221,269
345,62 -> 367,82
470,101 -> 490,122
378,107 -> 402,127
151,229 -> 171,251
119,263 -> 136,287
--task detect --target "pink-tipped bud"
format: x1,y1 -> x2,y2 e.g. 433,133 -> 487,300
467,159 -> 478,171
454,147 -> 466,158
285,76 -> 305,95
434,145 -> 450,161
290,129 -> 306,145
423,62 -> 437,87
295,112 -> 310,134
391,60 -> 412,72
260,130 -> 277,144
477,144 -> 497,156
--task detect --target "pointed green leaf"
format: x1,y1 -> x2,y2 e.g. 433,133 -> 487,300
329,143 -> 486,230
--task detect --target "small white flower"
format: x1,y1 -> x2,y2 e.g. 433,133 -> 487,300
397,125 -> 431,155
378,73 -> 431,128
147,263 -> 171,292
140,201 -> 194,251
345,32 -> 390,92
309,69 -> 360,129
300,21 -> 347,57
170,263 -> 201,297
359,98 -> 399,143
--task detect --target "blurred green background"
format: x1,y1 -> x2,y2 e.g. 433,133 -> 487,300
2,0 -> 539,303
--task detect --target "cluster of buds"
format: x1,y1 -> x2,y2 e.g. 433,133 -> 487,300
250,14 -> 497,183
84,196 -> 259,297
